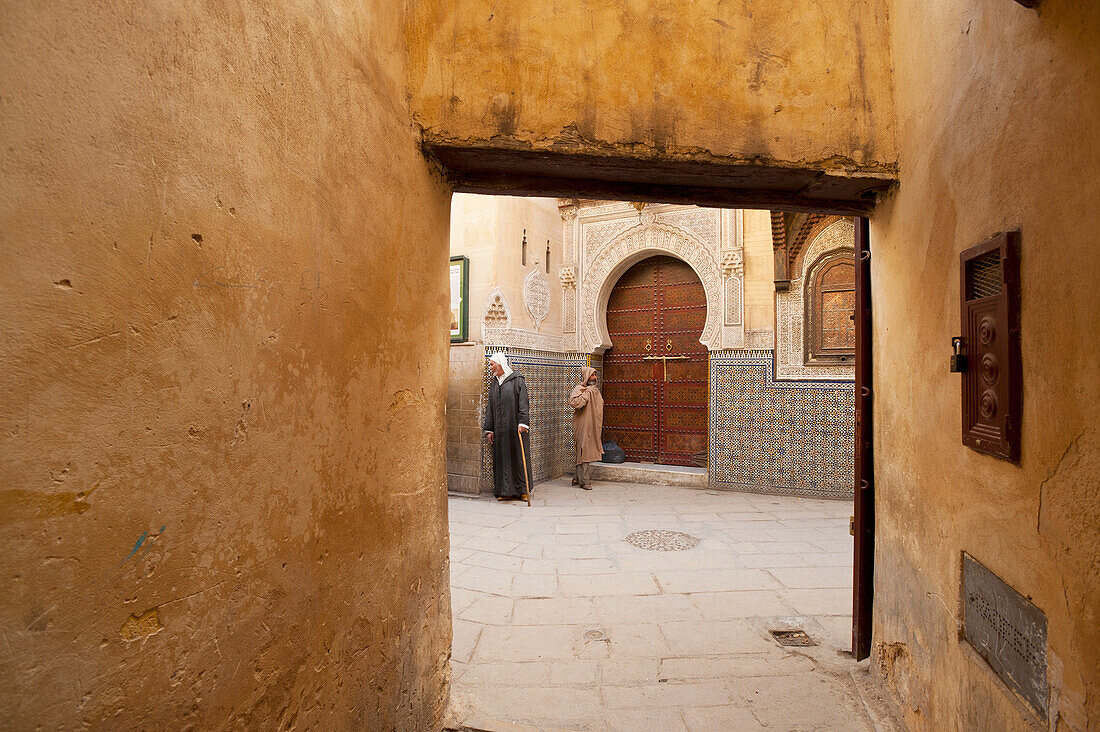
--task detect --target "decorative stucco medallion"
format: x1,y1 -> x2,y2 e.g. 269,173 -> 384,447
523,267 -> 551,330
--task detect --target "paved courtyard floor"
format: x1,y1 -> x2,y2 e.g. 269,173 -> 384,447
443,477 -> 898,731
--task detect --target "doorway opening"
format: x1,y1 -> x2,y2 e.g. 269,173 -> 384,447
443,190 -> 876,729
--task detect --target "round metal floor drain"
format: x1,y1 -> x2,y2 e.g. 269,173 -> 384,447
624,529 -> 700,551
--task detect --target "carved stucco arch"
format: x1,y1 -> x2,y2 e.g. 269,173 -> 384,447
582,222 -> 723,353
793,218 -> 855,280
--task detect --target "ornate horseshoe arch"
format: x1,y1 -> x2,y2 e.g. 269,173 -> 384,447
582,222 -> 723,352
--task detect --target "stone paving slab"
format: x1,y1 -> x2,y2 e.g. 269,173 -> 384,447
444,478 -> 894,731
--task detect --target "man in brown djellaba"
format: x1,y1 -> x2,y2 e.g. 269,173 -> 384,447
569,366 -> 604,490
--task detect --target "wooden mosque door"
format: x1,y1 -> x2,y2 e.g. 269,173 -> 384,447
602,255 -> 709,466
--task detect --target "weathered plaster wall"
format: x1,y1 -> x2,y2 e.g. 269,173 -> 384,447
872,1 -> 1099,728
0,2 -> 452,728
447,345 -> 484,495
407,0 -> 897,174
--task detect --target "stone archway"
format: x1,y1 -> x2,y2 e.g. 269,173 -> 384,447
581,222 -> 723,353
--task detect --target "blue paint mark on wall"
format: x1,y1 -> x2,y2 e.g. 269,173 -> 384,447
122,525 -> 167,565
126,532 -> 149,560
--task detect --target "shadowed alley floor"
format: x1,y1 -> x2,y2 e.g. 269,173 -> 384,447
444,477 -> 899,731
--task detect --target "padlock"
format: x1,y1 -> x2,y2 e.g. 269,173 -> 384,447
950,337 -> 968,373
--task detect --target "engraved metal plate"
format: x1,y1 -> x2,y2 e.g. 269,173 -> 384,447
962,553 -> 1048,716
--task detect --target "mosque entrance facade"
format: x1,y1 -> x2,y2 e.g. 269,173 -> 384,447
602,255 -> 709,466
446,198 -> 857,500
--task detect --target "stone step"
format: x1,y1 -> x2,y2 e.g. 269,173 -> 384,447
587,461 -> 708,488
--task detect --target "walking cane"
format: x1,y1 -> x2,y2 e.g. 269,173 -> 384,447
517,426 -> 532,507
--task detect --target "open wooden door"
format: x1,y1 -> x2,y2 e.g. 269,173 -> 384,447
852,216 -> 875,660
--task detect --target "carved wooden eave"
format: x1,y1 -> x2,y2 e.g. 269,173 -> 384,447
771,211 -> 836,286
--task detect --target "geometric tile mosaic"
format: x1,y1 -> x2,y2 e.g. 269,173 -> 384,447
710,349 -> 855,499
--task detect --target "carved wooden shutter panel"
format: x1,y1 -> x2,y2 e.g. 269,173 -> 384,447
960,231 -> 1021,462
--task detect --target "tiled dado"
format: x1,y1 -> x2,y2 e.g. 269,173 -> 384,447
480,347 -> 593,489
709,350 -> 855,499
474,347 -> 851,499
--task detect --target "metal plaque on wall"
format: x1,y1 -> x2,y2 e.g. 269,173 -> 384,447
962,552 -> 1048,717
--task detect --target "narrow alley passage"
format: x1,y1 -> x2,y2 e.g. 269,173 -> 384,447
444,479 -> 900,731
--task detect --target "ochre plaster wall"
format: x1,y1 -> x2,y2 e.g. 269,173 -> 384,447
871,1 -> 1099,728
407,0 -> 897,173
742,209 -> 777,341
446,344 -> 485,496
450,193 -> 499,344
490,196 -> 565,337
450,194 -> 564,342
0,2 -> 452,728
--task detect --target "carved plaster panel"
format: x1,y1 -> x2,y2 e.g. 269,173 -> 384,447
657,208 -> 719,246
559,266 -> 576,288
482,288 -> 511,330
775,219 -> 856,380
562,288 -> 576,333
482,327 -> 564,352
720,249 -> 744,277
745,329 -> 775,350
523,267 -> 551,330
559,266 -> 577,334
561,210 -> 576,266
580,201 -> 636,218
582,218 -> 634,268
724,277 -> 743,326
719,247 -> 744,328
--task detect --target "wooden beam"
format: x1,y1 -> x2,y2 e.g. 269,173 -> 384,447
425,142 -> 896,216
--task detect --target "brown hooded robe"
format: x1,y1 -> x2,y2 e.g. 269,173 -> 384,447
569,366 -> 604,465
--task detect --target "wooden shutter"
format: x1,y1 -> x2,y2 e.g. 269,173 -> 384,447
960,231 -> 1021,462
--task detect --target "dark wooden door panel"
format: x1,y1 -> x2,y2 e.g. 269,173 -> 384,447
603,255 -> 708,466
664,382 -> 707,403
603,257 -> 658,462
604,405 -> 657,429
602,382 -> 656,404
606,308 -> 655,333
852,217 -> 874,661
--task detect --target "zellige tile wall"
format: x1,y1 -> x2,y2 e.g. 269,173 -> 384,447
709,350 -> 855,499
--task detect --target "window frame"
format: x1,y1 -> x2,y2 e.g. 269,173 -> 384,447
804,250 -> 856,364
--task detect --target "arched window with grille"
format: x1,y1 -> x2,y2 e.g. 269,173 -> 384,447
805,252 -> 856,363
